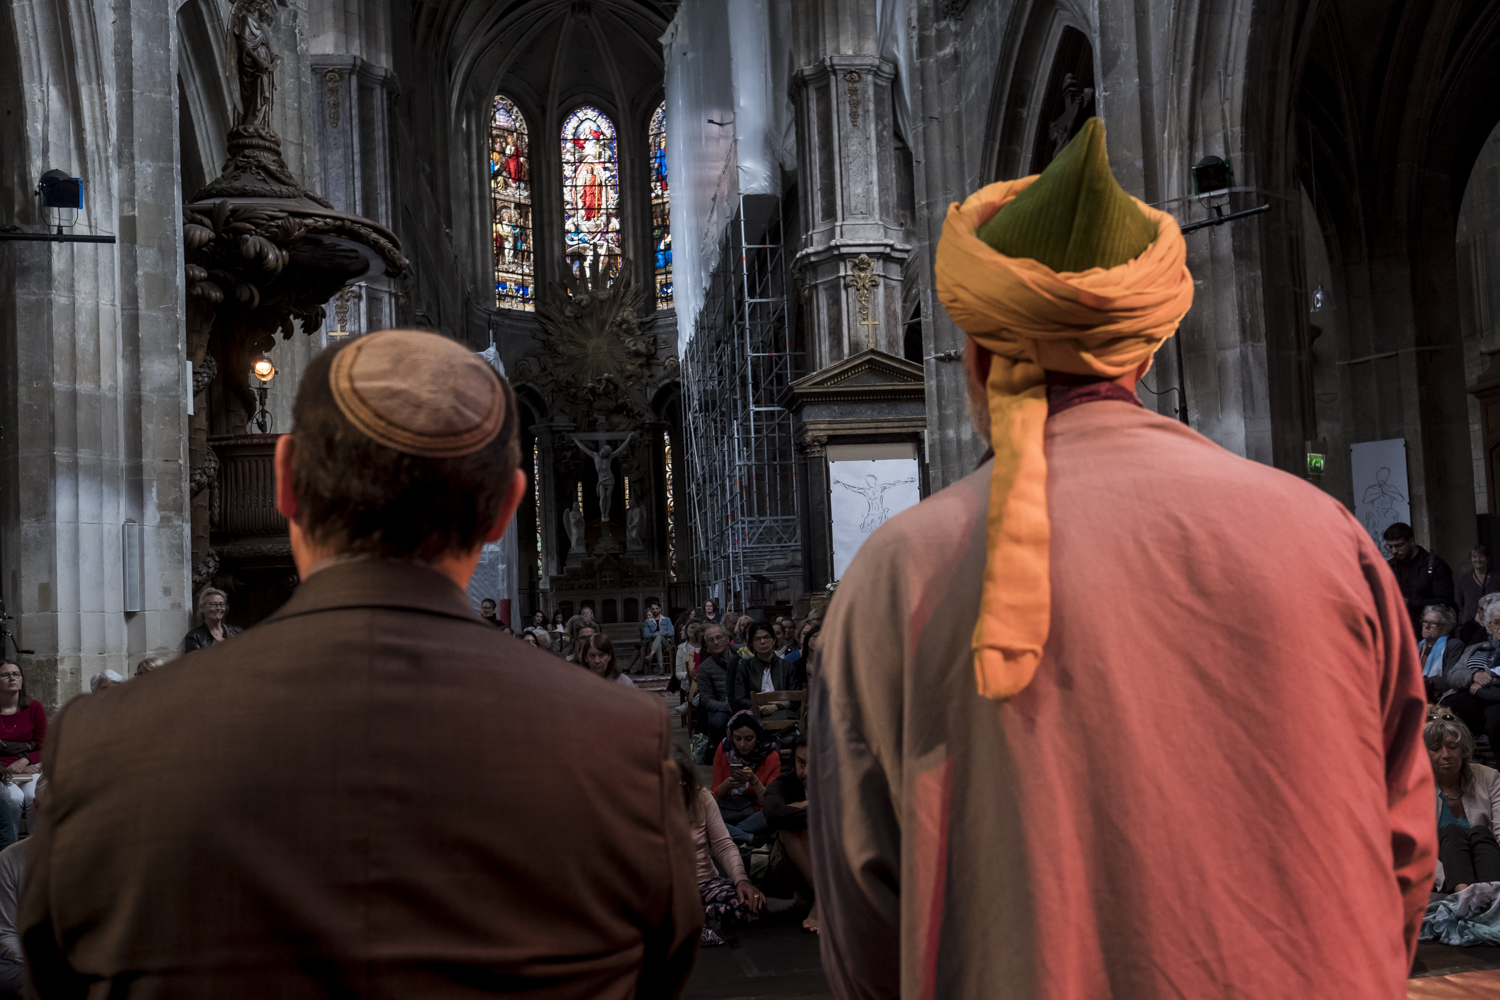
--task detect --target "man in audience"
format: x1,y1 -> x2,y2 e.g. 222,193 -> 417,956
21,330 -> 699,998
731,622 -> 800,722
765,736 -> 817,935
810,121 -> 1432,998
642,600 -> 675,674
696,624 -> 734,747
1385,521 -> 1455,634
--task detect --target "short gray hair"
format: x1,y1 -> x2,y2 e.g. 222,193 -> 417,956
1479,591 -> 1500,625
89,669 -> 126,692
1423,604 -> 1458,630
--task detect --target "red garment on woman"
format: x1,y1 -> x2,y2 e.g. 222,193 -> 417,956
0,702 -> 46,765
711,744 -> 781,812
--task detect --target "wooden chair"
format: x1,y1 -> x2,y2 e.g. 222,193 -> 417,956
751,689 -> 807,737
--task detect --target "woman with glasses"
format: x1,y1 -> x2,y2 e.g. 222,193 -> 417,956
0,660 -> 42,837
182,586 -> 243,654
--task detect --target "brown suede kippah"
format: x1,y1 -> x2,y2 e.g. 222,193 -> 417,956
328,329 -> 506,458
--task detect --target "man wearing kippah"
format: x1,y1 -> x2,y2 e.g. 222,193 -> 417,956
808,121 -> 1434,999
20,331 -> 700,998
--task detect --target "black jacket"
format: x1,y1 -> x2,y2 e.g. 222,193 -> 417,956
696,653 -> 733,717
182,623 -> 243,654
1388,547 -> 1455,631
763,773 -> 807,831
730,655 -> 803,715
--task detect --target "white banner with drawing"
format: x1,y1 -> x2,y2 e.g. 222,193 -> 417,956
1350,438 -> 1410,553
830,459 -> 922,580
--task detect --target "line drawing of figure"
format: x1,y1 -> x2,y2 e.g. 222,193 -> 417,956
835,474 -> 918,534
1359,466 -> 1407,543
573,432 -> 636,524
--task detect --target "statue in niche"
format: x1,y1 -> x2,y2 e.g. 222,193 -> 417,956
573,432 -> 636,524
230,0 -> 280,130
565,501 -> 587,553
626,502 -> 647,552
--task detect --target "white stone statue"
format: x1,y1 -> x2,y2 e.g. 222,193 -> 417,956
565,501 -> 586,553
572,432 -> 636,523
626,502 -> 647,551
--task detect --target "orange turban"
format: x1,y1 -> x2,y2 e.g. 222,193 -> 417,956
934,175 -> 1194,701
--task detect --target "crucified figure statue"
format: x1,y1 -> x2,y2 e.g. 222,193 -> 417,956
573,432 -> 636,523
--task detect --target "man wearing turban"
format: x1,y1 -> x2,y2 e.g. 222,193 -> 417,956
808,120 -> 1434,998
21,331 -> 700,998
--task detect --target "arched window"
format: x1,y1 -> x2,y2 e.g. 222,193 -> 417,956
649,102 -> 672,308
560,105 -> 620,275
490,95 -> 534,310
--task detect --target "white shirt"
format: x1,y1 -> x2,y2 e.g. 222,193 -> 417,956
761,666 -> 775,693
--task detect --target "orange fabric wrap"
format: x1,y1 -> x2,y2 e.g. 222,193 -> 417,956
934,176 -> 1195,700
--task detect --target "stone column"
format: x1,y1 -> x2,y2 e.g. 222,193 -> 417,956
790,1 -> 911,371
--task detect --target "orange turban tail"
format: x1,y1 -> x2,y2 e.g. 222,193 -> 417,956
934,178 -> 1194,701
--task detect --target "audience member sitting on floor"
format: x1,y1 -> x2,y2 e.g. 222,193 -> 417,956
581,633 -> 634,687
134,656 -> 164,677
181,586 -> 242,653
765,734 -> 819,934
673,744 -> 763,947
1427,712 -> 1500,892
0,663 -> 41,838
1419,604 -> 1468,702
89,671 -> 125,693
642,600 -> 675,673
1444,601 -> 1500,750
713,710 -> 783,844
696,625 -> 734,746
732,622 -> 802,722
0,776 -> 34,1000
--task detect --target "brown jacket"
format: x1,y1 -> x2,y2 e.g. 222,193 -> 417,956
21,559 -> 700,998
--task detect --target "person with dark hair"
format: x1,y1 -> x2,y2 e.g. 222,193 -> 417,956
764,735 -> 818,934
478,598 -> 510,632
731,621 -> 801,721
0,662 -> 41,838
22,331 -> 700,999
641,600 -> 675,674
1384,521 -> 1455,634
696,624 -> 734,746
712,710 -> 781,845
702,597 -> 723,626
672,744 -> 760,947
581,632 -> 633,688
1426,715 -> 1500,892
1457,546 -> 1500,644
182,586 -> 242,653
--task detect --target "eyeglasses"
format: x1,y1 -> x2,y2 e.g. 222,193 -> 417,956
0,672 -> 20,679
204,602 -> 227,610
1421,621 -> 1445,628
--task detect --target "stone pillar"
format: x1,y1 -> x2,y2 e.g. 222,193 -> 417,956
790,2 -> 911,371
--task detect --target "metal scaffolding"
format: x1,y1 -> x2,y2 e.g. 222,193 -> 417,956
682,195 -> 802,609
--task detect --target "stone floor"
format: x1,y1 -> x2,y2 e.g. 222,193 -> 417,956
637,676 -> 1499,1000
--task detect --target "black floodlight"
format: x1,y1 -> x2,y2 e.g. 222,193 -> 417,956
1192,156 -> 1233,199
38,169 -> 82,210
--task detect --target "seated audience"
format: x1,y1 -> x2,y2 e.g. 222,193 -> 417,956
581,633 -> 634,687
1445,601 -> 1500,749
134,656 -> 164,677
89,671 -> 125,693
530,610 -> 547,631
765,735 -> 818,933
521,632 -> 539,648
0,663 -> 41,837
479,598 -> 504,628
560,615 -> 596,662
1458,545 -> 1500,645
732,622 -> 802,722
550,610 -> 567,639
676,623 -> 704,684
674,745 -> 763,947
773,621 -> 794,660
642,601 -> 675,673
713,710 -> 782,844
1427,713 -> 1500,892
696,625 -> 734,745
702,597 -> 722,625
0,778 -> 33,1000
580,606 -> 596,627
182,586 -> 242,653
1418,604 -> 1467,702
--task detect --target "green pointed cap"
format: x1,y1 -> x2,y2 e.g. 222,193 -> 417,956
975,118 -> 1157,273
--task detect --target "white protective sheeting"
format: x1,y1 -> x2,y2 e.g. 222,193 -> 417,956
465,343 -> 519,615
661,0 -> 796,350
876,0 -> 912,144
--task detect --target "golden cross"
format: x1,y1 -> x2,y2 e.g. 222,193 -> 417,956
859,313 -> 880,350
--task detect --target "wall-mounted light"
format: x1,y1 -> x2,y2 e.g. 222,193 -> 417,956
251,358 -> 276,433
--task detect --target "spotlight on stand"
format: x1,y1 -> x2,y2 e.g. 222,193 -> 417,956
251,358 -> 276,433
1179,155 -> 1270,234
37,169 -> 82,235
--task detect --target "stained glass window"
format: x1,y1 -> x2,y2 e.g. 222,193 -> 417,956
649,103 -> 672,308
560,106 -> 620,275
490,96 -> 533,310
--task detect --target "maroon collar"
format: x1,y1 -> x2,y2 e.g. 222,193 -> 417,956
1046,380 -> 1143,417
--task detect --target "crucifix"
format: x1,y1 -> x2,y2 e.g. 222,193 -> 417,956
571,425 -> 636,524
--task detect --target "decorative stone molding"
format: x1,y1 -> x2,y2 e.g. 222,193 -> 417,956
844,69 -> 861,127
324,68 -> 341,128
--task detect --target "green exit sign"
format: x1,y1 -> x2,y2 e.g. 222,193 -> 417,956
1306,453 -> 1326,476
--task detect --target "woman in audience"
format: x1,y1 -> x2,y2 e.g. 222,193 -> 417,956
703,597 -> 722,626
712,710 -> 782,844
182,586 -> 242,653
581,633 -> 633,687
676,622 -> 704,683
673,745 -> 764,947
550,611 -> 567,644
134,656 -> 164,677
1418,604 -> 1468,702
1426,713 -> 1500,892
0,662 -> 43,837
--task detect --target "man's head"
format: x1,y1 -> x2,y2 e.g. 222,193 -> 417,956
1383,522 -> 1417,561
791,734 -> 808,784
648,601 -> 661,618
274,331 -> 525,572
703,624 -> 729,657
480,599 -> 496,617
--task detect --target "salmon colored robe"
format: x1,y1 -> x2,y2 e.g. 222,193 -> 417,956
808,395 -> 1435,1000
